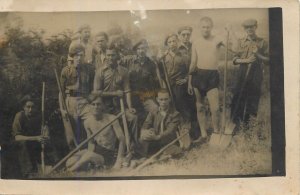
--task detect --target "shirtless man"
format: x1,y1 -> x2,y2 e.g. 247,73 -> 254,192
188,17 -> 223,142
66,95 -> 125,171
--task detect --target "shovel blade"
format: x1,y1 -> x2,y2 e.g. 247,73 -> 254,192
209,133 -> 221,147
219,135 -> 232,148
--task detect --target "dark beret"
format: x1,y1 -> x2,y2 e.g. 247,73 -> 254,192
242,19 -> 258,27
68,43 -> 85,57
177,26 -> 193,34
132,39 -> 148,51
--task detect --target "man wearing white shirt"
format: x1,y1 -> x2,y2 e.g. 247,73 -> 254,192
188,17 -> 223,143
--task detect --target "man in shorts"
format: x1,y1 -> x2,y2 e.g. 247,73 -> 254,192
188,17 -> 223,143
66,95 -> 125,171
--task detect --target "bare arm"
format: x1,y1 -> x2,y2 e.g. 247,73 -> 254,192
188,45 -> 197,74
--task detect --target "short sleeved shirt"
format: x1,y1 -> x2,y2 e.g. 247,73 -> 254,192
93,64 -> 130,93
12,111 -> 41,137
60,64 -> 94,95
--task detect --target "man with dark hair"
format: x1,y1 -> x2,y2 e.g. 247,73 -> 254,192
120,39 -> 162,129
93,32 -> 109,70
66,95 -> 125,171
159,34 -> 191,124
231,19 -> 269,124
93,45 -> 138,154
138,89 -> 181,157
12,96 -> 50,178
60,43 -> 94,143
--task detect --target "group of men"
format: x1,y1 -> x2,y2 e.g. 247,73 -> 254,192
11,16 -> 269,177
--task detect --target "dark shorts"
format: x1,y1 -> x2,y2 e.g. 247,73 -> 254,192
94,144 -> 115,166
191,69 -> 219,96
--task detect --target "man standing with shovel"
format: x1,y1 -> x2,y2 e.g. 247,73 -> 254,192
220,19 -> 269,147
187,17 -> 223,145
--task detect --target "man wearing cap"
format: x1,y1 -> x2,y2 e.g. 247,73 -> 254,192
66,95 -> 125,171
178,26 -> 193,63
70,24 -> 94,65
231,19 -> 269,124
93,45 -> 138,153
12,96 -> 50,178
93,32 -> 109,70
159,33 -> 191,124
120,39 -> 162,128
188,17 -> 223,143
60,43 -> 94,143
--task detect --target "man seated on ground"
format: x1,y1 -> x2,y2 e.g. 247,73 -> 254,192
138,89 -> 182,158
66,95 -> 125,171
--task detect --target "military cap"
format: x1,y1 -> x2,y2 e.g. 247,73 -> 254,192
68,43 -> 85,57
177,26 -> 193,35
132,39 -> 148,51
164,33 -> 178,46
242,19 -> 258,27
77,24 -> 91,33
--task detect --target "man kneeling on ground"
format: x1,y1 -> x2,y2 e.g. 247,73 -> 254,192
138,89 -> 182,158
66,94 -> 125,171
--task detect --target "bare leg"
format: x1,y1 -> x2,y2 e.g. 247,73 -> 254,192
194,88 -> 208,138
66,150 -> 85,169
207,88 -> 220,133
68,150 -> 104,171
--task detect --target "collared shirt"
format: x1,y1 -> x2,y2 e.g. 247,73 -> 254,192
60,63 -> 94,95
178,41 -> 192,69
161,50 -> 189,84
189,35 -> 223,72
178,42 -> 192,56
84,113 -> 124,151
93,48 -> 107,70
121,55 -> 160,92
233,35 -> 269,65
70,38 -> 94,64
93,64 -> 130,92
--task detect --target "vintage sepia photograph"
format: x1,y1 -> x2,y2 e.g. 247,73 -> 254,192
0,8 -> 284,180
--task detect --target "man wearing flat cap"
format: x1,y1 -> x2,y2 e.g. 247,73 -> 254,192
120,39 -> 162,130
70,24 -> 94,65
231,18 -> 269,125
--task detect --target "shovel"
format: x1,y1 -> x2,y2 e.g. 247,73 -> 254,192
209,28 -> 230,147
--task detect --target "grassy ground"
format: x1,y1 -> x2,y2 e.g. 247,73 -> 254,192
47,62 -> 272,178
